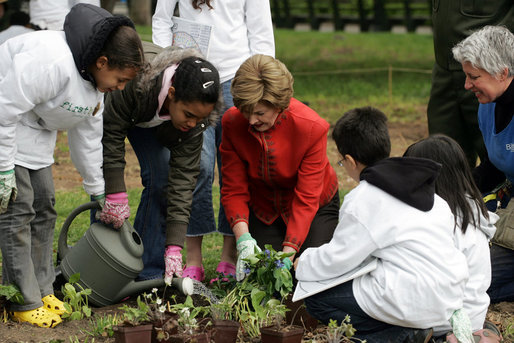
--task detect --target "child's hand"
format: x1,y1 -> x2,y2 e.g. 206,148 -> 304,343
98,192 -> 130,228
0,169 -> 17,214
164,245 -> 183,285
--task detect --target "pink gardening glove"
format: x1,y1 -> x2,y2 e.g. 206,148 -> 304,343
99,192 -> 130,229
164,245 -> 183,285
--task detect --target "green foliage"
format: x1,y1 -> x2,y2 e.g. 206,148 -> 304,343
505,320 -> 514,341
261,299 -> 290,329
169,295 -> 207,335
244,245 -> 294,301
208,245 -> 294,338
209,300 -> 234,321
61,273 -> 92,321
84,313 -> 120,338
315,317 -> 362,343
0,283 -> 24,305
118,295 -> 150,326
142,287 -> 168,325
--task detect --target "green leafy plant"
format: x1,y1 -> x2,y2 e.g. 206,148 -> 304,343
169,295 -> 208,335
209,301 -> 235,321
143,287 -> 168,325
207,245 -> 295,338
118,295 -> 150,326
261,299 -> 290,330
0,283 -> 24,305
1,283 -> 24,323
243,245 -> 294,302
315,317 -> 362,343
504,320 -> 514,341
61,273 -> 92,320
84,313 -> 120,338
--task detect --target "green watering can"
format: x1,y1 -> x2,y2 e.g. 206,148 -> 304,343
58,201 -> 193,307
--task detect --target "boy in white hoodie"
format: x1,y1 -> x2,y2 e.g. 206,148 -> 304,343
294,107 -> 469,343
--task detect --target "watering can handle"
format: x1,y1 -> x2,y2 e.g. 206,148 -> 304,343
57,201 -> 101,261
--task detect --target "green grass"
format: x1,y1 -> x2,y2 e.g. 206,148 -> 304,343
274,30 -> 434,123
136,27 -> 434,124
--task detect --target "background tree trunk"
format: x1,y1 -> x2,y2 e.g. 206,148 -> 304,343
128,0 -> 151,25
100,0 -> 116,13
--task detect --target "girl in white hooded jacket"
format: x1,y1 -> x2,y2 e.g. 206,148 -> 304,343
404,134 -> 501,342
0,4 -> 143,328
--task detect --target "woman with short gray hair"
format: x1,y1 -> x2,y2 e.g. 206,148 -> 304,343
453,25 -> 514,311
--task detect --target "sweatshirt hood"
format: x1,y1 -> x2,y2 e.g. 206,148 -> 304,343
64,3 -> 134,84
360,157 -> 442,211
475,208 -> 498,239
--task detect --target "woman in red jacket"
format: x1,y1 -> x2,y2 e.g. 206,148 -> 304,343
220,54 -> 339,281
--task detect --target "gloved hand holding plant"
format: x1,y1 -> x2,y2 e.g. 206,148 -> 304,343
236,232 -> 261,281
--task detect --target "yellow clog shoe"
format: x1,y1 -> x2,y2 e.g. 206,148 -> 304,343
42,294 -> 67,315
11,306 -> 62,328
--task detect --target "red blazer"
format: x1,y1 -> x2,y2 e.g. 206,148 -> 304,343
220,98 -> 338,251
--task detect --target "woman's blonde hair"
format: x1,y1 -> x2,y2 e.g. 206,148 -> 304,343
231,54 -> 294,114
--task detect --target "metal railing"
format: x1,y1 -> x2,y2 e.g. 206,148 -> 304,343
271,0 -> 432,32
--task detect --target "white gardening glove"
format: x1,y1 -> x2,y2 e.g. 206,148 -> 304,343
236,232 -> 261,281
0,170 -> 17,214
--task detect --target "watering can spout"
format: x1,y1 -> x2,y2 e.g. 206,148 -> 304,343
117,277 -> 194,301
118,278 -> 165,300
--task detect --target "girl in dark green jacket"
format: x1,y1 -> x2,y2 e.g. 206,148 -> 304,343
99,42 -> 221,282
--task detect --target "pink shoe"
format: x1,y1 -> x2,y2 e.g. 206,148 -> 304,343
209,262 -> 236,284
182,265 -> 205,282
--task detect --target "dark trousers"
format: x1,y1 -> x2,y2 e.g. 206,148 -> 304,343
487,198 -> 514,303
427,64 -> 486,168
305,280 -> 420,343
248,192 -> 340,256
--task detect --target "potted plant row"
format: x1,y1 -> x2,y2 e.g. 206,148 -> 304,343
207,245 -> 304,343
114,295 -> 153,343
113,245 -> 304,343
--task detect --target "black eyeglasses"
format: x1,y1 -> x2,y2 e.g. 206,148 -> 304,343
337,160 -> 344,167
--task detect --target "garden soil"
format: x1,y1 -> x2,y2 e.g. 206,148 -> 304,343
0,117 -> 513,342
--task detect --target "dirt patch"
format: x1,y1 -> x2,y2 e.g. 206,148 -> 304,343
2,117 -> 513,342
51,119 -> 429,193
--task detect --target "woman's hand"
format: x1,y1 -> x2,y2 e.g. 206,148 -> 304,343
281,246 -> 296,270
235,232 -> 261,281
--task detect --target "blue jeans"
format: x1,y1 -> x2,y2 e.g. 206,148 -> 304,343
488,243 -> 514,303
187,79 -> 233,236
127,126 -> 170,280
304,280 -> 420,343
